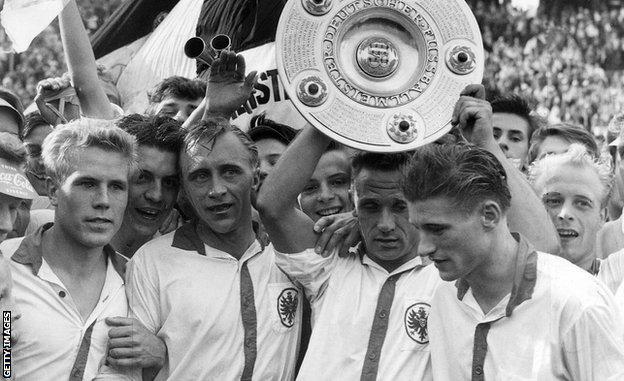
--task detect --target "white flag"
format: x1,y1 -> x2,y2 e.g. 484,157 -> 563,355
1,0 -> 70,52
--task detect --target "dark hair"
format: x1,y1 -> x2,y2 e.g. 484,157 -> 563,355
147,76 -> 206,104
22,112 -> 51,139
248,114 -> 299,145
490,94 -> 539,143
528,123 -> 598,163
184,118 -> 258,168
116,114 -> 184,155
402,143 -> 511,213
352,152 -> 412,178
0,87 -> 24,137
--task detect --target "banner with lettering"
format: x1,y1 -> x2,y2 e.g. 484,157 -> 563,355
98,0 -> 306,130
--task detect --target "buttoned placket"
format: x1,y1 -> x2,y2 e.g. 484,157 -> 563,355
360,255 -> 425,381
36,257 -> 125,381
454,236 -> 537,381
459,290 -> 509,381
209,241 -> 264,381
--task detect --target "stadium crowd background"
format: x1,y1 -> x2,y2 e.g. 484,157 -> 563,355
0,0 -> 623,134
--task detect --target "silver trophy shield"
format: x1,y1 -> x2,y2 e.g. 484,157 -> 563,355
276,0 -> 485,152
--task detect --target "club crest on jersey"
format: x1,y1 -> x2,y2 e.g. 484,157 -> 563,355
405,302 -> 430,344
277,288 -> 299,327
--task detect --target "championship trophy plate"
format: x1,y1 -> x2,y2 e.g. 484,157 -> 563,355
276,0 -> 484,152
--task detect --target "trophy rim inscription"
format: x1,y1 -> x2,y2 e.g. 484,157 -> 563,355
276,0 -> 485,152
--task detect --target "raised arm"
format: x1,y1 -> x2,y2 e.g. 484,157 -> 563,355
181,51 -> 256,129
256,126 -> 331,253
453,85 -> 559,253
59,0 -> 114,119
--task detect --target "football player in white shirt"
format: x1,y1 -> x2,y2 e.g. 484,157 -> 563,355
256,85 -> 559,380
3,120 -> 139,381
404,90 -> 624,379
258,123 -> 438,380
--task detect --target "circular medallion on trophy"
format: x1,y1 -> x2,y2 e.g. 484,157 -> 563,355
276,0 -> 484,152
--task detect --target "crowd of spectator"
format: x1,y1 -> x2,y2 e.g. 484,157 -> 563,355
1,0 -> 624,133
0,0 -> 121,108
469,0 -> 624,130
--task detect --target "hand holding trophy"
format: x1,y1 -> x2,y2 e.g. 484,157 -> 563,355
276,0 -> 485,152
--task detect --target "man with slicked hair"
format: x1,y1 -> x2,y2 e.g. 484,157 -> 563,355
125,118 -> 302,380
405,142 -> 624,380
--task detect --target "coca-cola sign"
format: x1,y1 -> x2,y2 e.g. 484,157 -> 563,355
0,164 -> 36,199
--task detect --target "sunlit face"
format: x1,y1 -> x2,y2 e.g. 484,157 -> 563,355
409,197 -> 492,282
299,150 -> 352,222
154,96 -> 202,122
49,147 -> 130,248
492,113 -> 530,168
24,124 -> 53,195
255,138 -> 287,192
0,193 -> 20,242
0,256 -> 20,345
180,132 -> 258,234
533,163 -> 605,267
355,169 -> 418,270
533,135 -> 571,161
122,146 -> 179,238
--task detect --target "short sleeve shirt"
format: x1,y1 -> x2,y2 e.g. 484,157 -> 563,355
2,224 -> 129,381
126,222 -> 302,380
276,247 -> 441,380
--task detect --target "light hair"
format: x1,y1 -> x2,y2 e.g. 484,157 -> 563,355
42,118 -> 138,183
528,143 -> 613,207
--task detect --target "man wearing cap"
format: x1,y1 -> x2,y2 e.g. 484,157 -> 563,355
248,114 -> 298,191
0,88 -> 25,139
0,133 -> 37,242
1,119 -> 138,380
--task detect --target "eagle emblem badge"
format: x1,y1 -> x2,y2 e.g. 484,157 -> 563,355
405,302 -> 431,344
277,288 -> 299,328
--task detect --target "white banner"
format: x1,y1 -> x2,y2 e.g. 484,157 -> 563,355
113,0 -> 203,114
101,0 -> 307,130
233,42 -> 307,131
1,0 -> 70,52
